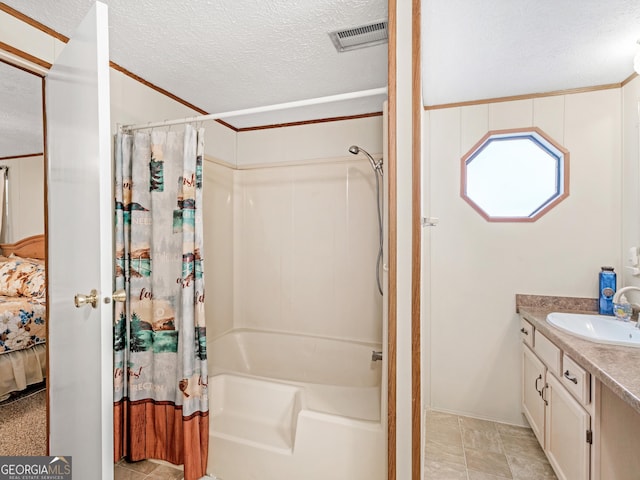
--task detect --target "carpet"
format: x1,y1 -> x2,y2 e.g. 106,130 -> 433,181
0,382 -> 46,406
0,386 -> 46,456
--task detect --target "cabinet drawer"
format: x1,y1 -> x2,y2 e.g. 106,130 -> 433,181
534,330 -> 561,376
561,354 -> 590,405
520,318 -> 534,348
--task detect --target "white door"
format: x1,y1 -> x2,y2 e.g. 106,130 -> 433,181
46,2 -> 113,479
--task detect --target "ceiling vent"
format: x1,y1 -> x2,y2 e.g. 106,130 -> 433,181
329,20 -> 388,52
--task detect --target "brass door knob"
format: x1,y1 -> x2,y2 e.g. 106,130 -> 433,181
112,289 -> 126,303
74,289 -> 98,309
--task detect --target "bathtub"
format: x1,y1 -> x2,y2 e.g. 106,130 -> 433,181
206,329 -> 385,480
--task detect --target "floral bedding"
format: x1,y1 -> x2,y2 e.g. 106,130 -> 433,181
0,256 -> 46,354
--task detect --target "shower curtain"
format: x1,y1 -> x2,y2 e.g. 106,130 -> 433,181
113,126 -> 208,480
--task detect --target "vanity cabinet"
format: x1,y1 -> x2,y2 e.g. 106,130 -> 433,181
520,320 -> 591,480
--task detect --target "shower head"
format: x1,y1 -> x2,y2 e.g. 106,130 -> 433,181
348,145 -> 383,173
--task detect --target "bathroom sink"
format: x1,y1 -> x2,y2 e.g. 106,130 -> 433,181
546,312 -> 640,348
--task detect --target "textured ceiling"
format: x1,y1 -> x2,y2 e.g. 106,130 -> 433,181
2,0 -> 640,157
0,62 -> 43,158
423,0 -> 640,106
3,0 -> 388,130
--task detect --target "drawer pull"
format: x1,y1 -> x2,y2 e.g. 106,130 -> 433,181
564,370 -> 578,384
542,384 -> 549,406
520,327 -> 529,335
535,374 -> 542,395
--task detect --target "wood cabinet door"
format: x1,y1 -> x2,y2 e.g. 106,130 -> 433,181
545,372 -> 590,480
522,344 -> 545,446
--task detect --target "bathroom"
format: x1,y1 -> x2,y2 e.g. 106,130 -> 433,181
4,1 -> 640,479
422,80 -> 640,479
0,5 -> 391,476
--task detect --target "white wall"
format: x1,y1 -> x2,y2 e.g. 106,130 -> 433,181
0,9 -> 65,68
423,89 -> 622,425
236,116 -> 383,167
0,155 -> 45,242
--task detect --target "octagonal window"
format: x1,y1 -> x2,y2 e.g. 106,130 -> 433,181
461,127 -> 569,222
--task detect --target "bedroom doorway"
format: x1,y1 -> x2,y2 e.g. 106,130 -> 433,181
0,59 -> 47,455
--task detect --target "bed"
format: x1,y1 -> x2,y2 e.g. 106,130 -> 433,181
0,234 -> 46,401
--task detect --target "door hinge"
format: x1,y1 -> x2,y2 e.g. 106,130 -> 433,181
586,429 -> 593,444
421,217 -> 439,227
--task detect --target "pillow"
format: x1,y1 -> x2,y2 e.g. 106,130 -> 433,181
21,264 -> 46,298
0,258 -> 45,298
0,260 -> 38,296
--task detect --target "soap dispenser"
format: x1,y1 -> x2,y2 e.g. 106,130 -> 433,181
599,266 -> 616,315
613,294 -> 633,322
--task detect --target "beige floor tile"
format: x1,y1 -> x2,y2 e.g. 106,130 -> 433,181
467,470 -> 512,480
426,410 -> 461,430
119,460 -> 158,475
424,460 -> 468,480
465,448 -> 512,478
459,416 -> 499,433
507,455 -> 558,480
426,411 -> 464,439
422,412 -> 560,480
495,423 -> 536,439
425,438 -> 466,465
114,465 -> 147,480
428,423 -> 464,447
500,433 -> 547,462
462,428 -> 503,453
144,464 -> 184,480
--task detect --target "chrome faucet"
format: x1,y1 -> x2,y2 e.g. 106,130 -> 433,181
612,286 -> 640,327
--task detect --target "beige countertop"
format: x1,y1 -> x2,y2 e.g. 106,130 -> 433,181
518,302 -> 640,415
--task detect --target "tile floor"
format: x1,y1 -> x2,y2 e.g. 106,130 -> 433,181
424,410 -> 558,480
114,459 -> 184,480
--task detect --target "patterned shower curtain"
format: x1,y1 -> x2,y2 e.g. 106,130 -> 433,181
113,126 -> 208,480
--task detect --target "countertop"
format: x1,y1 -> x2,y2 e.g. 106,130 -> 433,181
518,304 -> 640,415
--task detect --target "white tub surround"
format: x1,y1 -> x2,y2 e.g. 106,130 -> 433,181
209,328 -> 381,388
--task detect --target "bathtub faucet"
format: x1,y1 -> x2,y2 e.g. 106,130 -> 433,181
371,350 -> 383,362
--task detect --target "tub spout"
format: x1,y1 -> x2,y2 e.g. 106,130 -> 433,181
371,350 -> 383,362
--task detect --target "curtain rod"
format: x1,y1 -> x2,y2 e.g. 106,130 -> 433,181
120,87 -> 388,132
